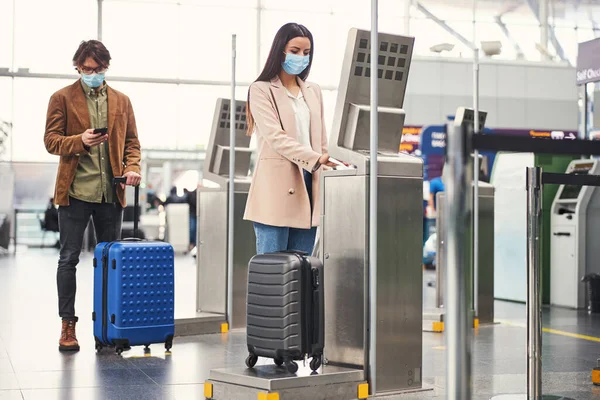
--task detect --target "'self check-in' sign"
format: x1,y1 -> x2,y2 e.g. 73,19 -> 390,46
576,38 -> 600,85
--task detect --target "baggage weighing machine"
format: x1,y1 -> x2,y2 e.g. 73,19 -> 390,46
205,29 -> 430,399
424,143 -> 496,332
550,159 -> 600,309
175,98 -> 256,336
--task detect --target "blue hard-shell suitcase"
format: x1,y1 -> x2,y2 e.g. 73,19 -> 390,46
93,178 -> 175,354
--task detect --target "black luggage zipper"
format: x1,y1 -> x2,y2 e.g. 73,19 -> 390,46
297,254 -> 311,357
101,243 -> 113,344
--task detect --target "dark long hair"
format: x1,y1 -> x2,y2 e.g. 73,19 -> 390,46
246,23 -> 314,136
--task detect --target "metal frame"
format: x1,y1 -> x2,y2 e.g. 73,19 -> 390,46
227,34 -> 236,330
494,2 -> 525,59
445,111 -> 474,400
415,2 -> 476,50
0,69 -> 337,91
525,0 -> 569,64
97,0 -> 103,40
368,1 -> 379,393
526,167 -> 543,398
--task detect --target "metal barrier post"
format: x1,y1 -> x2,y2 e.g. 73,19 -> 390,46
446,120 -> 473,400
490,168 -> 576,400
226,34 -> 236,328
368,0 -> 379,394
526,167 -> 543,398
472,2 -> 480,319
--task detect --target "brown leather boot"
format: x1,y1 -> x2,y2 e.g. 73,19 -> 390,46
59,319 -> 80,352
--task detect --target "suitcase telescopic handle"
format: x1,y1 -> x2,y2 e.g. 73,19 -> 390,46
113,177 -> 140,239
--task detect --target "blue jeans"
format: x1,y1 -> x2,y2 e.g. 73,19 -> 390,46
254,170 -> 316,255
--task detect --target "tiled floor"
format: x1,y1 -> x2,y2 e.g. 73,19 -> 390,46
0,248 -> 599,399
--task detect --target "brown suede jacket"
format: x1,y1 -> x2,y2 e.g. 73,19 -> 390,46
44,80 -> 141,207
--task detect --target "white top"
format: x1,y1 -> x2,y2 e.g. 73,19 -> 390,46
285,87 -> 312,149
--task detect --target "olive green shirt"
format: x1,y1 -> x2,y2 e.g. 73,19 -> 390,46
69,80 -> 115,203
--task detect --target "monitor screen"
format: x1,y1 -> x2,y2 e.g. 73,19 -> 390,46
559,162 -> 594,200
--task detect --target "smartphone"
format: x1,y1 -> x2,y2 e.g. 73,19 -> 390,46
328,157 -> 346,167
93,127 -> 108,135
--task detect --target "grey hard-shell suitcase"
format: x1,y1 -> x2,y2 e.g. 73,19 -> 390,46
245,251 -> 324,374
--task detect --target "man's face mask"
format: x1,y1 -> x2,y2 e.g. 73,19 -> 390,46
81,72 -> 105,88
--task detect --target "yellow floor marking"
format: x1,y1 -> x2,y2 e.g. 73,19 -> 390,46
497,319 -> 600,343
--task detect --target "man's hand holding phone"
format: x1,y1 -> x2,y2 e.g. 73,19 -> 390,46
81,128 -> 108,148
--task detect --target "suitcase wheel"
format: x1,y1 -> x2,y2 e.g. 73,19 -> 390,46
94,338 -> 103,353
285,360 -> 298,374
310,355 -> 322,372
116,347 -> 124,355
274,358 -> 284,367
245,354 -> 258,368
165,335 -> 174,352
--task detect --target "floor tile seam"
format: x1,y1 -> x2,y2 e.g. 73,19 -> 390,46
137,368 -> 163,387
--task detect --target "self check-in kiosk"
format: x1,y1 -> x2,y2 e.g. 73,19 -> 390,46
322,28 -> 423,395
427,109 -> 496,329
197,98 -> 255,329
550,159 -> 600,309
176,98 -> 255,335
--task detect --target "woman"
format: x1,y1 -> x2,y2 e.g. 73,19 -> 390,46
244,22 -> 337,255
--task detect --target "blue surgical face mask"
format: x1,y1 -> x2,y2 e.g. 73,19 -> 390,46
281,53 -> 310,75
81,72 -> 105,88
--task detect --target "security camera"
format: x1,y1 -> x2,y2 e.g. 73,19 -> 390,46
430,43 -> 455,53
481,41 -> 502,56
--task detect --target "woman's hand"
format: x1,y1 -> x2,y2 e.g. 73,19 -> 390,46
319,153 -> 351,168
318,153 -> 337,167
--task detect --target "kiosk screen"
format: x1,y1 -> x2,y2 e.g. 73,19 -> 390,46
559,162 -> 594,199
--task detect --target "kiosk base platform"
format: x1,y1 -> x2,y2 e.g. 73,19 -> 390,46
174,312 -> 227,336
204,364 -> 432,400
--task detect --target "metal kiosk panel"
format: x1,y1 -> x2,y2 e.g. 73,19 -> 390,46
322,28 -> 425,395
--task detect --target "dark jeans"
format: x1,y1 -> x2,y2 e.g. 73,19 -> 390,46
57,197 -> 123,321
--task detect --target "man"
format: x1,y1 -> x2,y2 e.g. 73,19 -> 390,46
428,173 -> 445,215
44,40 -> 141,352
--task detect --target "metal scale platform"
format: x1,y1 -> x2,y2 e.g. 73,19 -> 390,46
175,98 -> 255,336
422,109 -> 495,333
205,28 -> 430,399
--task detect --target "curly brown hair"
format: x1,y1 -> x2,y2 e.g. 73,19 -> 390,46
72,40 -> 111,69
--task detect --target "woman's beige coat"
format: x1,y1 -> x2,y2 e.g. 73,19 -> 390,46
243,76 -> 328,229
